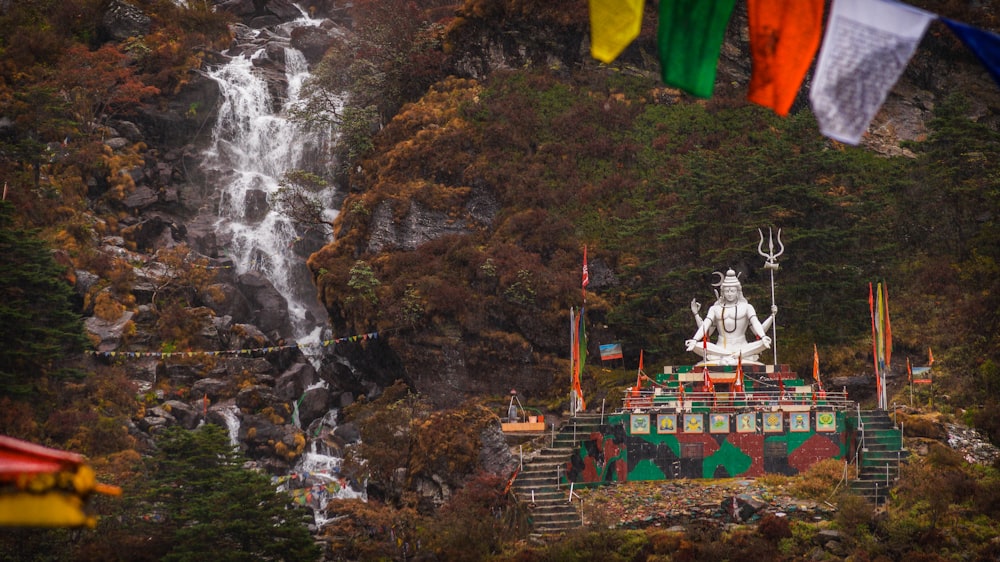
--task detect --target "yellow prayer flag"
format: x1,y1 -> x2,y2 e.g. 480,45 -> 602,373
590,0 -> 645,63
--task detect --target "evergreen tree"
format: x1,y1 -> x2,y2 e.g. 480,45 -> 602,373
0,200 -> 88,396
144,424 -> 321,562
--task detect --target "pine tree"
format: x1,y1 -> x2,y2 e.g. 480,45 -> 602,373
0,200 -> 88,396
144,424 -> 321,562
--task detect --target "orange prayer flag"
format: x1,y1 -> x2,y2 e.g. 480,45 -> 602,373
747,0 -> 825,116
928,347 -> 934,365
812,343 -> 820,381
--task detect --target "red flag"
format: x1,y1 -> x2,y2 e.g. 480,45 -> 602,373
928,347 -> 934,365
907,356 -> 912,383
813,344 -> 820,381
582,245 -> 590,289
747,0 -> 825,116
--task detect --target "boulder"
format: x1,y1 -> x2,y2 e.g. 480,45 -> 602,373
100,0 -> 151,41
275,362 -> 319,401
223,322 -> 272,351
163,400 -> 201,429
290,25 -> 338,64
121,215 -> 183,252
333,421 -> 360,444
242,188 -> 270,222
202,282 -> 253,323
190,378 -> 231,401
297,386 -> 330,429
237,271 -> 292,338
236,384 -> 279,412
85,310 -> 135,351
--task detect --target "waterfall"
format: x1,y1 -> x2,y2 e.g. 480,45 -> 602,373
202,13 -> 337,345
201,10 -> 360,527
217,403 -> 241,447
277,409 -> 367,526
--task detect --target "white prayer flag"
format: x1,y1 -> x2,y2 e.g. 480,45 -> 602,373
809,0 -> 935,144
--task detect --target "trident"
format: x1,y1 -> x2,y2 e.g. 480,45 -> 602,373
757,228 -> 784,365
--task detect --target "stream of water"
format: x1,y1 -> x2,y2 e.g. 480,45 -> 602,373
202,13 -> 337,346
202,9 -> 362,525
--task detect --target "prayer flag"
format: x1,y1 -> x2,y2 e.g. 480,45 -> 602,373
657,0 -> 738,98
734,354 -> 745,394
907,356 -> 912,383
944,19 -> 1000,88
809,0 -> 935,144
747,0 -> 825,116
600,343 -> 624,361
582,245 -> 590,289
702,366 -> 714,393
589,0 -> 645,63
636,349 -> 645,389
928,347 -> 934,365
813,343 -> 820,382
572,308 -> 588,411
869,282 -> 881,399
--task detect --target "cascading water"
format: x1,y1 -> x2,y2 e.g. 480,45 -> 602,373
202,13 -> 337,346
202,10 -> 362,525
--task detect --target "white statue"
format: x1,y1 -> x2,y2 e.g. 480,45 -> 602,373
685,269 -> 776,365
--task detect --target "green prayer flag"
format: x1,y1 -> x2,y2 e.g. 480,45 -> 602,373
657,0 -> 737,98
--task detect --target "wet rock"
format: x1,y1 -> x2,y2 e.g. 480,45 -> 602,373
333,422 -> 360,444
243,188 -> 270,222
290,24 -> 339,64
297,385 -> 330,428
275,362 -> 319,401
237,271 -> 292,339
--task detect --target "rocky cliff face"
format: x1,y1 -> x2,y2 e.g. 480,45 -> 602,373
75,0 -> 373,483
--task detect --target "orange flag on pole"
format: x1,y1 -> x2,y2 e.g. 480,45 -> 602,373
747,0 -> 825,116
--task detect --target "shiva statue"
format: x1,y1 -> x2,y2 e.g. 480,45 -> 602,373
685,269 -> 776,365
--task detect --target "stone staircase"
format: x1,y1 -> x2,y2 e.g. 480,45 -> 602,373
510,413 -> 605,537
850,410 -> 909,504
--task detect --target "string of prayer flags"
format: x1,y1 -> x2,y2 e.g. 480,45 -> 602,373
809,0 -> 935,144
86,331 -> 381,360
943,19 -> 1000,88
657,0 -> 738,98
589,0 -> 645,63
746,0 -> 825,116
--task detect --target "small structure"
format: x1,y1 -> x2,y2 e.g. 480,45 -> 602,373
0,435 -> 121,527
501,389 -> 545,432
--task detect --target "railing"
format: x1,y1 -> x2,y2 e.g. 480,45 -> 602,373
617,388 -> 854,413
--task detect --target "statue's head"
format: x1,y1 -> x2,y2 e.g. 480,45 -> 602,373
713,269 -> 746,304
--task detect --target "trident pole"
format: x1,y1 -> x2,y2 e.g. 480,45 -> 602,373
757,228 -> 784,366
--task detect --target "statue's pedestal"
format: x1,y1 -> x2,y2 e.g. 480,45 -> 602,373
662,364 -> 798,385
